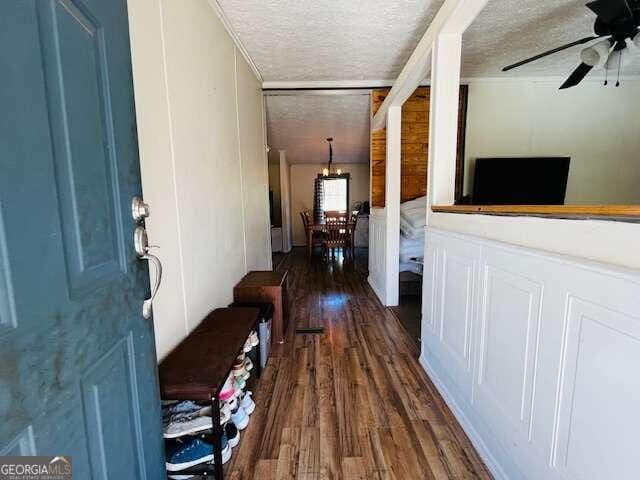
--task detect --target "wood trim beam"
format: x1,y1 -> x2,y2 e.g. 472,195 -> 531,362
371,0 -> 489,131
432,205 -> 640,218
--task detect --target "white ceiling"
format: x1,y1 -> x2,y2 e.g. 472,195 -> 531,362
265,94 -> 370,164
216,0 -> 444,82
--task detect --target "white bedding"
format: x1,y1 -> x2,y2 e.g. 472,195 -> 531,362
400,216 -> 423,239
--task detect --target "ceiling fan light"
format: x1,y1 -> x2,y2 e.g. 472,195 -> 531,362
580,39 -> 612,67
580,47 -> 600,66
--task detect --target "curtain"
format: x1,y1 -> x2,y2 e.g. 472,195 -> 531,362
313,177 -> 324,224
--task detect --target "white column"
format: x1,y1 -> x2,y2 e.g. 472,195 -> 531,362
384,106 -> 401,306
279,150 -> 292,252
427,33 -> 462,214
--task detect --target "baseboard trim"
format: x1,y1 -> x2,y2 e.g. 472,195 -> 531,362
367,275 -> 385,305
419,352 -> 509,480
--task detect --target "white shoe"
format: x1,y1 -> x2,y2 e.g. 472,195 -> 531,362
244,357 -> 253,371
223,396 -> 238,411
164,416 -> 212,438
239,391 -> 255,415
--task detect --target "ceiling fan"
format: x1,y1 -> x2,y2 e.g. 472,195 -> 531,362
502,0 -> 640,89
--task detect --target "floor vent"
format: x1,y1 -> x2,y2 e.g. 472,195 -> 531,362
295,327 -> 325,334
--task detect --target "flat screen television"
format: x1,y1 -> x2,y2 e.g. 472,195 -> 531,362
472,157 -> 570,205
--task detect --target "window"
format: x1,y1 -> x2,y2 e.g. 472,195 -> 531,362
322,177 -> 348,212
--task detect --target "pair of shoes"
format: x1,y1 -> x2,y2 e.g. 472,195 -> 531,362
164,403 -> 232,438
233,354 -> 253,371
162,400 -> 204,421
230,405 -> 249,430
234,376 -> 246,392
225,421 -> 240,448
165,435 -> 231,472
219,374 -> 238,401
223,395 -> 237,412
242,331 -> 259,352
244,356 -> 254,372
232,362 -> 250,382
238,391 -> 255,415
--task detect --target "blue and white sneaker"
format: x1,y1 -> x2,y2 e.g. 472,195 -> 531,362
165,436 -> 231,472
230,406 -> 249,430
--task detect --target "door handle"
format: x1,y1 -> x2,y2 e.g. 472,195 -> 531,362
141,252 -> 162,320
133,225 -> 163,320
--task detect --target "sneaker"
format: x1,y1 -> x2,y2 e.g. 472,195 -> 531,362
239,391 -> 255,415
244,357 -> 253,372
165,436 -> 230,471
163,405 -> 211,428
243,337 -> 252,353
233,376 -> 246,392
219,375 -> 236,401
225,422 -> 240,448
230,406 -> 249,430
249,331 -> 259,347
163,400 -> 202,418
164,416 -> 213,439
233,365 -> 250,382
223,396 -> 238,412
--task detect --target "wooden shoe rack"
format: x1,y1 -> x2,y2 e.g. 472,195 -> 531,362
158,307 -> 262,479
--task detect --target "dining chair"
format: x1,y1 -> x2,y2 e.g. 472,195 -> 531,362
347,211 -> 358,255
322,218 -> 349,259
324,210 -> 347,223
301,210 -> 323,253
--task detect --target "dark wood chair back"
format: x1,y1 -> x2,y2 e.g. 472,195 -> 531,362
324,210 -> 347,223
300,210 -> 310,233
323,219 -> 348,250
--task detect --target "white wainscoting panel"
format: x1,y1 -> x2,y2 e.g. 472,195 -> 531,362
368,208 -> 386,304
420,227 -> 640,480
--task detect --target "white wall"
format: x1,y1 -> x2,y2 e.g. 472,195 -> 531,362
236,55 -> 272,271
421,228 -> 640,480
128,0 -> 270,360
289,163 -> 370,246
463,80 -> 640,204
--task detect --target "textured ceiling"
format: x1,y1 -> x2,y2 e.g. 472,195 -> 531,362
463,0 -> 640,77
265,94 -> 370,164
224,0 -> 640,166
217,0 -> 444,81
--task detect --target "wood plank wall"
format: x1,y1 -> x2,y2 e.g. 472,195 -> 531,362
370,86 -> 468,207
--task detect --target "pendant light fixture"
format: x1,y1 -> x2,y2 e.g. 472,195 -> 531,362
322,137 -> 334,176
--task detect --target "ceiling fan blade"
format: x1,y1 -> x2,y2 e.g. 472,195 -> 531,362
586,0 -> 634,24
502,36 -> 600,72
559,63 -> 594,89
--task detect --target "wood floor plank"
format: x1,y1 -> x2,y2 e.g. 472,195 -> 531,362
223,249 -> 491,479
275,427 -> 301,480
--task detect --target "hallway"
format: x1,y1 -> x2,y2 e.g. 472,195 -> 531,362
225,249 -> 491,479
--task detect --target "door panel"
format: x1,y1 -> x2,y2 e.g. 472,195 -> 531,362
39,0 -> 127,294
0,1 -> 164,478
81,335 -> 145,479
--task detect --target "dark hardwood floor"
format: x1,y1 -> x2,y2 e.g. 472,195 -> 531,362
224,248 -> 491,479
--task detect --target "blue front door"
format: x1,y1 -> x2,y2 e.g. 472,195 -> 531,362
0,1 -> 165,478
